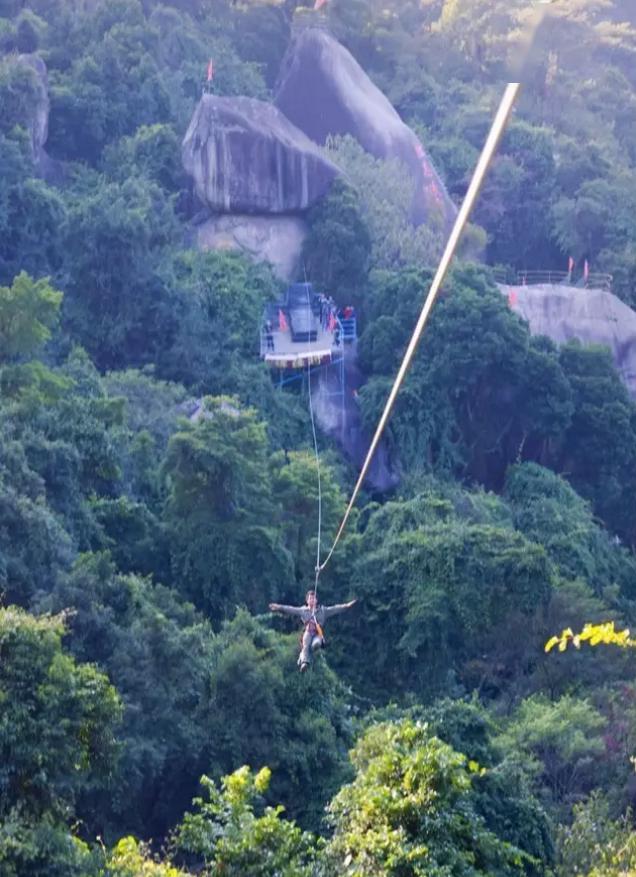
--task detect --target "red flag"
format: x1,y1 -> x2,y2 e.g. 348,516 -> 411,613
314,0 -> 327,9
278,309 -> 288,332
207,59 -> 214,82
568,256 -> 574,275
583,259 -> 589,282
508,290 -> 518,308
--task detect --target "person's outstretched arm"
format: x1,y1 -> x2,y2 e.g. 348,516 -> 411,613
323,599 -> 357,619
269,603 -> 305,617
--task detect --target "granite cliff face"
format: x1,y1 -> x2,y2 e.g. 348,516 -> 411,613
275,27 -> 456,230
501,283 -> 636,396
8,54 -> 58,178
194,214 -> 307,282
182,94 -> 340,215
181,27 -> 455,279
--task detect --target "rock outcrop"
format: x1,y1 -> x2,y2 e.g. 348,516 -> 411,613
501,283 -> 636,396
8,54 -> 59,179
182,94 -> 340,215
275,27 -> 456,229
194,214 -> 307,282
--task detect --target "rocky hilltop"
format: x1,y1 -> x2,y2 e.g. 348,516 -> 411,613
181,24 -> 454,279
502,282 -> 636,396
6,53 -> 58,180
182,94 -> 339,215
275,26 -> 456,230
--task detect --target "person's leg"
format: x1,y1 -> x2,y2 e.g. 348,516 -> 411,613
311,635 -> 324,654
298,628 -> 312,670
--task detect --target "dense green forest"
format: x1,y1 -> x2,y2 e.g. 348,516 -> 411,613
2,0 -> 636,874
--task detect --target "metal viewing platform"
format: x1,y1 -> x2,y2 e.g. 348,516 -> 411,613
260,282 -> 357,436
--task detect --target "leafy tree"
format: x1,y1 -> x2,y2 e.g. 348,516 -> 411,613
0,55 -> 43,136
0,272 -> 62,363
556,792 -> 636,877
359,265 -> 574,486
498,694 -> 607,806
270,449 -> 345,586
477,121 -> 560,268
163,397 -> 292,616
302,179 -> 371,302
157,250 -> 278,393
324,135 -> 445,270
0,177 -> 66,286
0,606 -> 121,820
421,698 -> 555,874
556,342 -> 636,544
35,552 -> 217,840
326,718 -> 534,876
61,173 -> 180,369
176,766 -> 319,876
0,473 -> 72,605
102,123 -> 183,192
329,486 -> 553,701
15,10 -> 46,53
0,606 -> 120,876
106,836 -> 192,876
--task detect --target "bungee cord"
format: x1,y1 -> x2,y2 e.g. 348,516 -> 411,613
315,82 -> 522,580
304,280 -> 323,602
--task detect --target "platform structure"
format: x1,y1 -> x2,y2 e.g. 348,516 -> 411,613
260,283 -> 357,434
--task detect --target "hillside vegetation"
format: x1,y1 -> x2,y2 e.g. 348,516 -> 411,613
2,0 -> 636,874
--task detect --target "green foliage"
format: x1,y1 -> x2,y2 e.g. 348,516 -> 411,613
61,173 -> 180,369
0,812 -> 101,877
557,342 -> 636,544
35,552 -> 217,840
3,0 -> 636,866
0,175 -> 66,285
164,397 -> 292,616
103,123 -> 183,191
420,699 -> 555,874
324,135 -> 445,269
556,792 -> 636,877
302,178 -> 371,300
0,55 -> 43,135
326,718 -> 533,876
359,265 -> 574,484
191,610 -> 353,831
0,272 -> 62,362
176,766 -> 319,876
0,606 -> 120,876
106,836 -> 191,876
270,449 -> 345,585
157,250 -> 279,392
15,10 -> 46,53
499,694 -> 607,805
0,606 -> 121,820
504,463 -> 636,600
338,491 -> 552,699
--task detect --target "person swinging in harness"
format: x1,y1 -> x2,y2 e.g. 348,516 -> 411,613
269,589 -> 357,672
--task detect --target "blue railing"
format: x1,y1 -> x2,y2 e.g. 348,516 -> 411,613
339,317 -> 357,342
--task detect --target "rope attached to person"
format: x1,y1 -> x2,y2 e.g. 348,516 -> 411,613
304,277 -> 323,602
315,82 -> 522,579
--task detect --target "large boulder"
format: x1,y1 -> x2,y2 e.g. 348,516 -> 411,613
18,54 -> 49,165
501,283 -> 636,396
275,26 -> 456,229
182,94 -> 340,214
194,214 -> 307,281
6,54 -> 59,179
